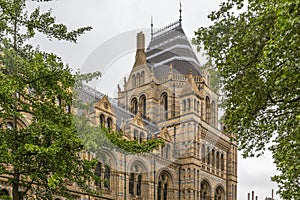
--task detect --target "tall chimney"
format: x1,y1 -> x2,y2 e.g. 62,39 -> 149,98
137,32 -> 145,51
133,32 -> 146,68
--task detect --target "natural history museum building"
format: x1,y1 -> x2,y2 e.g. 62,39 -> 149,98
0,12 -> 237,200
77,12 -> 238,199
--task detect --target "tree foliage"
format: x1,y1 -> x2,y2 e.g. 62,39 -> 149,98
76,114 -> 164,156
0,0 -> 163,199
193,0 -> 300,199
0,1 -> 97,199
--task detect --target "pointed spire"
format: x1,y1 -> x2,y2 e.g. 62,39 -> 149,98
151,16 -> 154,39
179,0 -> 182,26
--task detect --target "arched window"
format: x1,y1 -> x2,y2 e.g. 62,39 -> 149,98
99,114 -> 105,126
197,101 -> 200,113
221,154 -> 224,171
194,99 -> 197,111
131,98 -> 138,114
137,174 -> 142,196
211,101 -> 216,126
207,147 -> 210,165
132,74 -> 136,87
216,151 -> 220,169
200,181 -> 211,200
95,162 -> 102,186
183,100 -> 186,112
187,98 -> 191,110
107,117 -> 112,129
160,93 -> 168,120
215,186 -> 225,200
129,164 -> 144,196
104,165 -> 110,189
206,97 -> 211,123
129,173 -> 134,194
140,95 -> 147,118
212,149 -> 215,168
157,171 -> 172,200
201,144 -> 206,163
157,181 -> 162,200
134,130 -> 138,141
163,183 -> 168,200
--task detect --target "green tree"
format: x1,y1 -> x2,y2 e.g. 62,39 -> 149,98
0,0 -> 97,199
0,0 -> 163,199
193,0 -> 300,199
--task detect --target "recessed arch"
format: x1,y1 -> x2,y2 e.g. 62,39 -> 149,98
128,159 -> 149,197
215,185 -> 225,200
156,169 -> 174,200
127,158 -> 149,174
99,148 -> 118,170
200,179 -> 212,200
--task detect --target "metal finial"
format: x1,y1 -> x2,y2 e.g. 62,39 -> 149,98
179,0 -> 182,25
151,16 -> 154,39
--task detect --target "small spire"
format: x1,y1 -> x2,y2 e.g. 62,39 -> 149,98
179,0 -> 182,25
151,16 -> 154,39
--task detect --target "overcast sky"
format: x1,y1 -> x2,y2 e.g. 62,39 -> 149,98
28,0 -> 280,199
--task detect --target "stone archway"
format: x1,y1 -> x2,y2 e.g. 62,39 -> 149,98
214,185 -> 225,200
157,170 -> 174,200
200,180 -> 211,200
128,159 -> 149,198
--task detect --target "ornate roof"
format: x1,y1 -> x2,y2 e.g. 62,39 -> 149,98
146,21 -> 201,77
